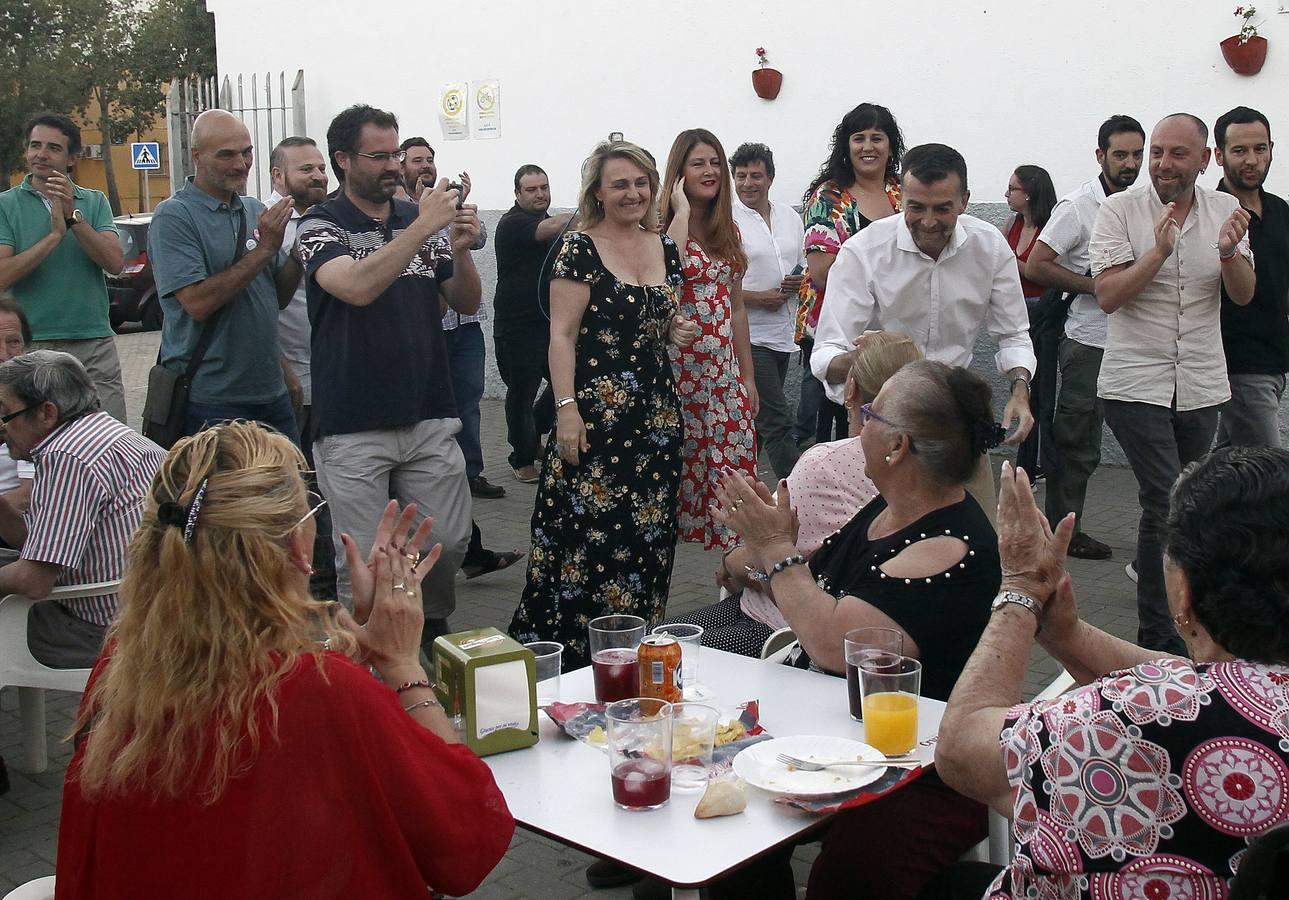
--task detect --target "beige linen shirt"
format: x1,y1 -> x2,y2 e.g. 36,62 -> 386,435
1090,180 -> 1251,411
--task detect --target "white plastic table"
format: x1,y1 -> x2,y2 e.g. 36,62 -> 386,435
483,647 -> 946,898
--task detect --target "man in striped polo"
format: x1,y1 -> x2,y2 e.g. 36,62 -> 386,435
0,350 -> 166,667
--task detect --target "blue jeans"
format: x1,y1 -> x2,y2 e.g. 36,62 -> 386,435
185,393 -> 301,446
444,323 -> 485,479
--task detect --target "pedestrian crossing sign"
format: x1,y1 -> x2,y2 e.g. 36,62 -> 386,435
130,142 -> 161,170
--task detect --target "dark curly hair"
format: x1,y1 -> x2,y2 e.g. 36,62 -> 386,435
1164,447 -> 1289,664
803,102 -> 905,202
882,361 -> 1001,487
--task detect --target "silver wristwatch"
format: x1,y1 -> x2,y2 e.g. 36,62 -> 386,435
991,590 -> 1040,625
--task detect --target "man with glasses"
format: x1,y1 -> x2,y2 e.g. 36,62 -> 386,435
296,104 -> 481,655
149,109 -> 300,441
0,350 -> 165,668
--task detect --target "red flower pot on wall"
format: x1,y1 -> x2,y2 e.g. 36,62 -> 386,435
1220,34 -> 1268,75
752,67 -> 782,100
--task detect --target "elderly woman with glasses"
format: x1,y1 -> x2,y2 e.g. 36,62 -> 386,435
55,422 -> 513,899
709,360 -> 1006,900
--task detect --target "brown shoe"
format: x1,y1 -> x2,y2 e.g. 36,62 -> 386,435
513,464 -> 540,483
1067,532 -> 1112,560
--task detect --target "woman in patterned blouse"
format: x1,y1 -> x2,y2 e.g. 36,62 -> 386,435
934,448 -> 1289,900
798,102 -> 905,445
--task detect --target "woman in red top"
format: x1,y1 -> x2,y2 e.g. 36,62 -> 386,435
56,422 -> 513,899
1003,165 -> 1057,479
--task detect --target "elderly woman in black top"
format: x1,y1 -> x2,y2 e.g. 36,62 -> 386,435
710,359 -> 1006,900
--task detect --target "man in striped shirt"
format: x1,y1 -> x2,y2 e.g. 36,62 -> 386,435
0,350 -> 165,667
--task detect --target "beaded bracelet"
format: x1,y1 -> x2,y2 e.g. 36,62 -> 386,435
766,554 -> 807,581
404,697 -> 441,713
394,679 -> 433,695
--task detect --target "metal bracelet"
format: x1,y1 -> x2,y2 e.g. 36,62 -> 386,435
404,697 -> 441,714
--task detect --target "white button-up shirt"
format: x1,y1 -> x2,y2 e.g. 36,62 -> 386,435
1035,177 -> 1109,349
1090,180 -> 1252,411
811,214 -> 1036,404
733,198 -> 806,353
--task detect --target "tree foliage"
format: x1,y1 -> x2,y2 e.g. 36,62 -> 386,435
2,0 -> 216,207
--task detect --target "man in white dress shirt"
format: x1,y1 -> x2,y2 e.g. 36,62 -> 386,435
1090,113 -> 1253,654
730,143 -> 806,480
811,143 -> 1036,448
1025,115 -> 1145,562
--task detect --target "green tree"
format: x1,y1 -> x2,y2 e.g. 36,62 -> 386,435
0,0 -> 92,189
2,0 -> 215,207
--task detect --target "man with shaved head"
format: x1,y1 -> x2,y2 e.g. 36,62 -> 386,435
147,109 -> 300,442
1090,112 -> 1254,654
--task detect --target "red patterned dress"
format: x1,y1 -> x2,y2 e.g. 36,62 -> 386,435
670,239 -> 757,551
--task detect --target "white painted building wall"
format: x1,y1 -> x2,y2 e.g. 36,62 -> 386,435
207,0 -> 1289,208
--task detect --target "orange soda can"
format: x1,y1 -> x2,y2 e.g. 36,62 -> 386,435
638,635 -> 683,702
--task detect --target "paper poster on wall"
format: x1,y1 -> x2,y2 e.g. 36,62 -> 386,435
439,83 -> 469,141
470,80 -> 500,139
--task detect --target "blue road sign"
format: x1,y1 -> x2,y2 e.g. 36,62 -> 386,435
130,142 -> 161,170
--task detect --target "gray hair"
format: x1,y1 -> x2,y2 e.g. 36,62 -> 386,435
0,350 -> 100,422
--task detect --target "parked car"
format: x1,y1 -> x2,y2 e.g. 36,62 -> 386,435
107,214 -> 162,331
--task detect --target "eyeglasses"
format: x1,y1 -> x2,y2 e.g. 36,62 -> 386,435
0,406 -> 33,425
291,490 -> 328,531
352,150 -> 406,164
858,403 -> 901,430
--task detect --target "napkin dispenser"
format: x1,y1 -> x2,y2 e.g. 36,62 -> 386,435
433,627 -> 538,756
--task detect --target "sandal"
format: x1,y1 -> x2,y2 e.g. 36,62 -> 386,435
462,549 -> 526,580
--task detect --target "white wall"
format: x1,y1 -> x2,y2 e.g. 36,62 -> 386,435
207,0 -> 1289,208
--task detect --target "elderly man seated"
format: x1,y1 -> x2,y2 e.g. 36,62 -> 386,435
0,350 -> 165,667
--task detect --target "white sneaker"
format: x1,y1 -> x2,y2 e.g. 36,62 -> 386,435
1125,561 -> 1138,584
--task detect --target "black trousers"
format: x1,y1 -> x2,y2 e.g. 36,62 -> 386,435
495,324 -> 555,470
1016,291 -> 1065,475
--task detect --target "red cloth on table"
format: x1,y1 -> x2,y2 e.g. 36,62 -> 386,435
55,651 -> 514,899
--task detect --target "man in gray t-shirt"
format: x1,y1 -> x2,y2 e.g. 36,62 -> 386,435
148,109 -> 299,442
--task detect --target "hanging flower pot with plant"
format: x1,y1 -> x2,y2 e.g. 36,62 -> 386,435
752,47 -> 782,100
1221,5 -> 1268,75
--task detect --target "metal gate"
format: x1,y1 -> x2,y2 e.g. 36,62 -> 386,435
165,69 -> 306,202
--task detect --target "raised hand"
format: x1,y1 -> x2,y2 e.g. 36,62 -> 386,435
1153,204 -> 1180,258
419,178 -> 461,234
256,194 -> 295,254
1217,206 -> 1251,258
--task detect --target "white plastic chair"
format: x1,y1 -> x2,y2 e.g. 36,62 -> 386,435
2,875 -> 55,900
0,581 -> 119,772
759,626 -> 798,663
961,668 -> 1077,865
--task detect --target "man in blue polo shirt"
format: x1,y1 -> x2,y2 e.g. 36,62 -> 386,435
148,109 -> 299,441
297,104 -> 481,653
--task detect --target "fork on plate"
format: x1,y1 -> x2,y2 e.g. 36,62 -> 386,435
774,752 -> 919,771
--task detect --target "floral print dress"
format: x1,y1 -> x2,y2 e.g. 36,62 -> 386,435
992,657 -> 1289,899
670,239 -> 758,552
509,232 -> 684,667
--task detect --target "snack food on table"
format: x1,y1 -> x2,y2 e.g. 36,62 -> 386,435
714,719 -> 746,747
694,772 -> 747,819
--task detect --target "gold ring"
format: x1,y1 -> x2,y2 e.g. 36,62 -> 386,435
393,582 -> 406,591
404,588 -> 417,597
732,499 -> 744,510
405,551 -> 420,564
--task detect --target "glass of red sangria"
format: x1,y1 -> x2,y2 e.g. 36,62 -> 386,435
588,614 -> 646,703
606,697 -> 673,810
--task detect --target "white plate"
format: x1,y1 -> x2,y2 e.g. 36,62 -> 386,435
732,735 -> 887,797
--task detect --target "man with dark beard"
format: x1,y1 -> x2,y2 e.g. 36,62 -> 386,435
296,104 -> 480,656
1025,115 -> 1144,560
1214,106 -> 1289,449
1091,113 -> 1254,654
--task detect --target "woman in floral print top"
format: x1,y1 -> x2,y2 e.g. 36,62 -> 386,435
508,141 -> 695,667
797,102 -> 905,444
934,449 -> 1289,900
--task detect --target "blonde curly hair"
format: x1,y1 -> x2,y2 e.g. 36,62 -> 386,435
72,422 -> 357,802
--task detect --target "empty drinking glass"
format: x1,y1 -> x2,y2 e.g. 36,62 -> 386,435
524,641 -> 563,706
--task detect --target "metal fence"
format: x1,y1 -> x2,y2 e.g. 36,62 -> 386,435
165,70 -> 306,202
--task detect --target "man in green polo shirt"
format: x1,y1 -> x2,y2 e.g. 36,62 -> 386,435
0,113 -> 127,422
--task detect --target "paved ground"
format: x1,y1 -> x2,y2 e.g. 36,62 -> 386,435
0,328 -> 1152,896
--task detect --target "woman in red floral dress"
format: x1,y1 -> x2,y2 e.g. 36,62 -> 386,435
661,129 -> 759,551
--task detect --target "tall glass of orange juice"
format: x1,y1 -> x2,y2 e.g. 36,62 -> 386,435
859,657 -> 921,755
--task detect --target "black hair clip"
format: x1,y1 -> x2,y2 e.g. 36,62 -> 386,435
971,420 -> 1006,455
157,501 -> 187,529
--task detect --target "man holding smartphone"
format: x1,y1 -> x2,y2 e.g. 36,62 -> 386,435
731,142 -> 806,480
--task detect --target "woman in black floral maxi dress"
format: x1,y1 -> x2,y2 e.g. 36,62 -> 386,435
509,230 -> 685,666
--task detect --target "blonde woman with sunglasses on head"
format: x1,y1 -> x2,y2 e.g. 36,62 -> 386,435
55,421 -> 513,899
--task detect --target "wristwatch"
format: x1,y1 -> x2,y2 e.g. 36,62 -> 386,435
991,590 -> 1041,630
64,208 -> 84,228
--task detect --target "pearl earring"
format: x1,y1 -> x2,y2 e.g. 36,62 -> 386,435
884,455 -> 891,463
